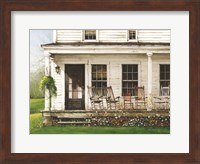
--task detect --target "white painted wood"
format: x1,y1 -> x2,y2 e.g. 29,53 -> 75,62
55,30 -> 170,43
147,52 -> 153,95
53,30 -> 56,43
56,30 -> 82,43
44,51 -> 51,111
138,30 -> 170,43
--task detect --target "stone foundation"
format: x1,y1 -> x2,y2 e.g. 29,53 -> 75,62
42,109 -> 170,127
89,115 -> 170,127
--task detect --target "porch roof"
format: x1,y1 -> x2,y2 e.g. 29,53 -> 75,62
42,42 -> 170,47
41,42 -> 170,54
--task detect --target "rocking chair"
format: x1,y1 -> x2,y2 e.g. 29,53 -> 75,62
135,86 -> 146,109
123,92 -> 134,110
87,86 -> 103,110
105,86 -> 120,110
153,86 -> 170,110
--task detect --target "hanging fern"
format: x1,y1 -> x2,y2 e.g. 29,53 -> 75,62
40,76 -> 57,97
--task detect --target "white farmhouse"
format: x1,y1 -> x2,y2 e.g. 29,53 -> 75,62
41,30 -> 170,125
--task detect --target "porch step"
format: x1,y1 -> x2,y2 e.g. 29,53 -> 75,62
56,116 -> 91,125
57,116 -> 90,119
57,121 -> 91,124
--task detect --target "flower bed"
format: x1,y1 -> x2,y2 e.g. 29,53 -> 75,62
89,115 -> 170,127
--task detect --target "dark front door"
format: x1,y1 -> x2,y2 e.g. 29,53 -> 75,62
65,64 -> 85,110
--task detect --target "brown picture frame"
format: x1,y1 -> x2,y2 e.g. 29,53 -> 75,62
0,0 -> 200,163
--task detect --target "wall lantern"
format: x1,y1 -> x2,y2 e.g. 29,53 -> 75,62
55,65 -> 60,74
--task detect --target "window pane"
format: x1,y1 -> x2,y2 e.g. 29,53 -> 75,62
102,65 -> 106,72
133,65 -> 138,72
122,82 -> 127,88
85,30 -> 96,40
133,82 -> 138,87
128,73 -> 132,80
92,65 -> 96,72
102,82 -> 107,87
92,73 -> 96,80
122,89 -> 127,96
122,73 -> 127,80
160,65 -> 165,72
128,82 -> 132,88
166,73 -> 170,80
160,73 -> 164,80
103,73 -> 107,80
122,65 -> 127,72
133,73 -> 138,80
97,73 -> 101,80
128,65 -> 132,72
166,65 -> 170,72
129,30 -> 136,40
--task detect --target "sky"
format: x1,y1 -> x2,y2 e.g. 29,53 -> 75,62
30,30 -> 53,72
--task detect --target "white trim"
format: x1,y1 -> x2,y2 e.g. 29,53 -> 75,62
53,30 -> 57,43
147,52 -> 153,95
81,30 -> 83,41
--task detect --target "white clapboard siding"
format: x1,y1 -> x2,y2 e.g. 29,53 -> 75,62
99,30 -> 127,42
137,30 -> 170,43
56,30 -> 170,43
109,63 -> 121,96
56,30 -> 82,43
51,60 -> 65,110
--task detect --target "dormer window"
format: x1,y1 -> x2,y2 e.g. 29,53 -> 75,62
84,30 -> 96,40
128,30 -> 137,41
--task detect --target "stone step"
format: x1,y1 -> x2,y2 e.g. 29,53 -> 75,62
57,116 -> 90,119
57,121 -> 91,124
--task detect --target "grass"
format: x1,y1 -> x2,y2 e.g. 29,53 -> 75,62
30,98 -> 170,134
30,98 -> 44,114
30,113 -> 43,132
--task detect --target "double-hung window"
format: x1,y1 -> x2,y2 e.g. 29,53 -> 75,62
160,64 -> 170,94
122,64 -> 138,96
91,65 -> 107,95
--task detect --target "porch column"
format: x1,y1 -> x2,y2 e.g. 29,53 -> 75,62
44,51 -> 51,111
146,52 -> 153,95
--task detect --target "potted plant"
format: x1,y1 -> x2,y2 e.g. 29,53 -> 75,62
40,75 -> 57,110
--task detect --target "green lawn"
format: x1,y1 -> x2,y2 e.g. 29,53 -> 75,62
30,98 -> 44,114
30,98 -> 170,134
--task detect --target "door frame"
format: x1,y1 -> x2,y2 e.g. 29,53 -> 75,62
65,64 -> 85,110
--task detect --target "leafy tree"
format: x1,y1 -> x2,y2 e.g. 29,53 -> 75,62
30,66 -> 45,98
